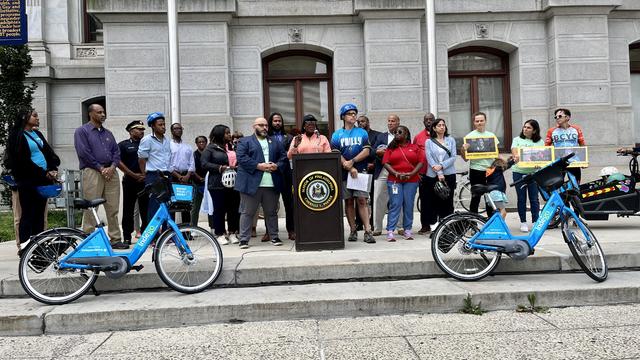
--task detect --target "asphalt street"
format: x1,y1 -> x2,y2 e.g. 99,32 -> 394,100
1,304 -> 639,359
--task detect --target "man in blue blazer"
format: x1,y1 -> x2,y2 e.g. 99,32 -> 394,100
235,117 -> 288,249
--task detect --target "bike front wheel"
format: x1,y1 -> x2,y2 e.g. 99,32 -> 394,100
154,225 -> 223,294
19,230 -> 97,305
431,213 -> 501,281
562,217 -> 608,282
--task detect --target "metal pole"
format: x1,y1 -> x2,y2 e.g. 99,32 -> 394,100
167,0 -> 181,124
425,0 -> 438,114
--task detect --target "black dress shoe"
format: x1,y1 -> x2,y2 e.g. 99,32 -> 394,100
112,241 -> 130,250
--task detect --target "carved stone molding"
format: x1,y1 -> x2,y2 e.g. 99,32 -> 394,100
475,23 -> 489,39
288,27 -> 303,43
74,46 -> 104,59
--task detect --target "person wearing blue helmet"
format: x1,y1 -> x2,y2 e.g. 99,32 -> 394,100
138,112 -> 172,222
330,103 -> 375,244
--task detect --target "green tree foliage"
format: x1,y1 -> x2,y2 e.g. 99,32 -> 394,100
0,45 -> 37,149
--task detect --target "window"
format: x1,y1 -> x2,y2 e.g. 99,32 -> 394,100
448,47 -> 512,149
83,0 -> 103,43
263,51 -> 334,137
630,43 -> 640,143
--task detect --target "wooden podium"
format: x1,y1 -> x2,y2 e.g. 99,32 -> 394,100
292,152 -> 344,251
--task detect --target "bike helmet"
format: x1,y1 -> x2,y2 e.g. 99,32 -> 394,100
433,180 -> 450,200
36,184 -> 62,198
339,103 -> 358,118
221,169 -> 237,188
146,111 -> 165,126
599,166 -> 620,177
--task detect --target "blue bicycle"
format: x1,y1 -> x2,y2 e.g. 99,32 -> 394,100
19,177 -> 223,305
431,153 -> 608,282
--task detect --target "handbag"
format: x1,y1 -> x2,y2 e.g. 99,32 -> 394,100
431,138 -> 451,158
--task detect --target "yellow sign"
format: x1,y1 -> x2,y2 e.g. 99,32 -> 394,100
518,146 -> 554,168
463,136 -> 498,159
298,171 -> 338,211
554,146 -> 589,168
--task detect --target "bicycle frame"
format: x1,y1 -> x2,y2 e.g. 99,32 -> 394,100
468,171 -> 588,253
57,203 -> 190,270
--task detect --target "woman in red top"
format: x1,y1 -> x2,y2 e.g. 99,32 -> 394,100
382,125 -> 424,241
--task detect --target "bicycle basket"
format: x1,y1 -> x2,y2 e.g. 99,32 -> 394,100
149,177 -> 172,202
171,183 -> 194,203
531,162 -> 565,191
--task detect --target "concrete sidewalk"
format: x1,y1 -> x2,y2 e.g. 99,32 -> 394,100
1,212 -> 639,336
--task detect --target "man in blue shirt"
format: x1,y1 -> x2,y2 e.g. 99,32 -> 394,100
74,104 -> 124,248
330,103 -> 374,243
138,112 -> 172,222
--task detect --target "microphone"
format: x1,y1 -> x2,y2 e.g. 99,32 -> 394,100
314,130 -> 321,151
314,129 -> 320,137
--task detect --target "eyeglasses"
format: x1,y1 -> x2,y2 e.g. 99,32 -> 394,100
394,129 -> 405,135
344,112 -> 357,117
554,115 -> 566,120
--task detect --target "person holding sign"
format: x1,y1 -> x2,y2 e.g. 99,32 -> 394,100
545,108 -> 586,182
330,103 -> 374,244
511,119 -> 544,232
461,112 -> 499,216
381,126 -> 424,241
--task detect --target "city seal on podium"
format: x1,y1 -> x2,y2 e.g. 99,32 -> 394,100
298,171 -> 338,211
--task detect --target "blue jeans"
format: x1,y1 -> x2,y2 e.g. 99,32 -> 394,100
386,181 -> 418,232
512,172 -> 540,223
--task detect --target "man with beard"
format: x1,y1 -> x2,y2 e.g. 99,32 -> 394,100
413,112 -> 435,234
266,112 -> 295,241
355,115 -> 380,231
235,117 -> 288,249
118,120 -> 148,248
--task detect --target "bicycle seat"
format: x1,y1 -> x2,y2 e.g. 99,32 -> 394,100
74,198 -> 106,209
470,184 -> 500,196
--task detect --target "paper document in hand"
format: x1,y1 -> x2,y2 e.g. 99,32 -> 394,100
346,173 -> 372,192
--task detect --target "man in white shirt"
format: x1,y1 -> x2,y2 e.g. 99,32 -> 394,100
169,123 -> 195,224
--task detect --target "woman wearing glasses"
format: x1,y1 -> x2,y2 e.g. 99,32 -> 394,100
381,125 -> 424,241
425,118 -> 457,224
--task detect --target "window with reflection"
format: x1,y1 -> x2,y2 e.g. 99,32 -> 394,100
263,51 -> 334,137
448,47 -> 511,149
83,0 -> 103,43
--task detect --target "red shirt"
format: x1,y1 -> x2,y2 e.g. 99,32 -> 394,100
413,129 -> 430,175
382,143 -> 425,183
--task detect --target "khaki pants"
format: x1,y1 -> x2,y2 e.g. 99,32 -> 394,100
81,168 -> 122,243
13,189 -> 48,251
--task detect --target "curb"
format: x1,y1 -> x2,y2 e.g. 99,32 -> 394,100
1,271 -> 639,336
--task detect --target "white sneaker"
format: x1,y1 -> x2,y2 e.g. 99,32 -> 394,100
229,233 -> 240,244
519,223 -> 529,233
213,230 -> 229,245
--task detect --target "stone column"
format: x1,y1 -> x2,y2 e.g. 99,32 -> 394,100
362,16 -> 425,131
26,0 -> 50,66
546,7 -> 619,146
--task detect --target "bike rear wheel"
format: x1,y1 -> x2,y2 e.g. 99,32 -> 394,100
154,225 -> 223,294
431,213 -> 501,281
562,217 -> 608,282
19,230 -> 97,305
457,181 -> 486,214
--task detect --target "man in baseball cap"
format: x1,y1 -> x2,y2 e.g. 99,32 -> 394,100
117,120 -> 148,248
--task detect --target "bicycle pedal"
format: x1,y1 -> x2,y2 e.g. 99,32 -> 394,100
131,265 -> 144,272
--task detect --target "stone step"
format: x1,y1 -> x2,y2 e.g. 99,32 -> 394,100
3,240 -> 640,297
2,270 -> 639,336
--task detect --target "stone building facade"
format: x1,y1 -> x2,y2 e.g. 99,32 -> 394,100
25,0 -> 640,170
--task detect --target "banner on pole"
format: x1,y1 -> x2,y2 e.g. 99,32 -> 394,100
0,0 -> 28,46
